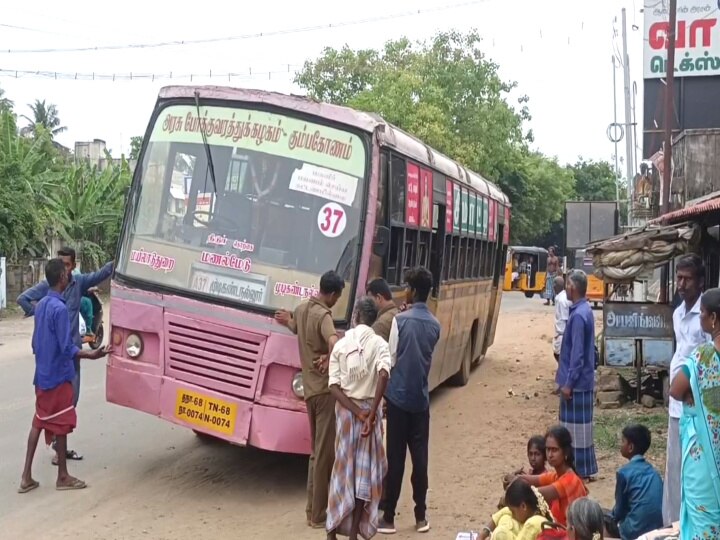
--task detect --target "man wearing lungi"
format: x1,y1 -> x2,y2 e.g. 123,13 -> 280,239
377,267 -> 440,535
326,297 -> 391,540
663,254 -> 708,525
18,258 -> 109,494
544,247 -> 560,306
556,269 -> 598,481
17,246 -> 114,463
275,270 -> 344,528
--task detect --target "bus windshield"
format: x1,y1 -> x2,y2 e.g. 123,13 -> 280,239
117,104 -> 367,316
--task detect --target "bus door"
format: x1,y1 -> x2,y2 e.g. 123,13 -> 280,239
483,224 -> 506,355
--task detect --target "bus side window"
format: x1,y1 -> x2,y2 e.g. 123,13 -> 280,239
430,203 -> 444,295
450,235 -> 460,280
403,229 -> 417,278
370,151 -> 390,280
471,238 -> 479,278
387,155 -> 407,285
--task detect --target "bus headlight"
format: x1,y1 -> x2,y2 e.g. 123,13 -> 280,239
125,333 -> 143,358
291,372 -> 304,398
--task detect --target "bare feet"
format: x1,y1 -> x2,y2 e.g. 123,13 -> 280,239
18,478 -> 40,494
56,475 -> 87,491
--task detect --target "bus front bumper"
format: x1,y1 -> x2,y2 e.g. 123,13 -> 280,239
106,363 -> 311,455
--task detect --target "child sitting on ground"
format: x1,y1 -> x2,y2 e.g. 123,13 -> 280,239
525,435 -> 548,476
603,424 -> 663,540
481,478 -> 554,540
500,435 -> 549,507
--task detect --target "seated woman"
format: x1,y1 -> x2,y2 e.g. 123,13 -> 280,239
516,426 -> 588,526
480,478 -> 554,540
567,498 -> 604,540
669,288 -> 720,540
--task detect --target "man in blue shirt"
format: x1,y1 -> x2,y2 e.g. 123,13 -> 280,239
604,424 -> 664,540
17,246 -> 113,461
556,269 -> 598,480
18,259 -> 109,494
378,267 -> 440,535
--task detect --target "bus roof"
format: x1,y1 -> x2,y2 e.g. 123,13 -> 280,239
509,246 -> 548,255
158,85 -> 510,206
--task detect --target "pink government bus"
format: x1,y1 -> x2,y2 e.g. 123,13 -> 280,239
107,86 -> 511,454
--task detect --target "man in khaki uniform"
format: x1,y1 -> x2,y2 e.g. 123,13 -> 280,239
275,270 -> 345,528
366,278 -> 399,342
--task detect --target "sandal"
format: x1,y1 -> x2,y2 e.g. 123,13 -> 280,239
51,450 -> 83,466
56,478 -> 87,491
17,480 -> 40,494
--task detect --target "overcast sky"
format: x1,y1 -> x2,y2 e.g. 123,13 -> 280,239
1,0 -> 644,172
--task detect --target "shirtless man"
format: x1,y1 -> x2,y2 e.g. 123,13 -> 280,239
545,247 -> 560,306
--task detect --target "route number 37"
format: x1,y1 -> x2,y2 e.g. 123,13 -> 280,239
317,202 -> 347,238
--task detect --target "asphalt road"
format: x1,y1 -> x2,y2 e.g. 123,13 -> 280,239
0,291 -> 548,538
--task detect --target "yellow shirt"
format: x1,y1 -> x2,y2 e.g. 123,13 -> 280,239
516,515 -> 549,540
492,508 -> 520,540
492,509 -> 548,540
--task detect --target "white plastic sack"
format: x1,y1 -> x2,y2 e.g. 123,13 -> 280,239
79,314 -> 87,336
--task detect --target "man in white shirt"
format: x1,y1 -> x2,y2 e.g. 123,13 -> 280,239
327,297 -> 391,540
663,254 -> 710,525
552,276 -> 571,362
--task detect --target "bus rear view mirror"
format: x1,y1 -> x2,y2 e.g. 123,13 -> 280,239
373,226 -> 390,259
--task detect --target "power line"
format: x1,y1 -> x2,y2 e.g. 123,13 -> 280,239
0,66 -> 300,81
0,23 -> 94,40
0,0 -> 488,55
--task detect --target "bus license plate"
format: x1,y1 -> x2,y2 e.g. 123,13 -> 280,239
175,389 -> 237,436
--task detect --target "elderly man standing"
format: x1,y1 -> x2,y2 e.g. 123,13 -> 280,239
663,254 -> 709,525
556,269 -> 598,481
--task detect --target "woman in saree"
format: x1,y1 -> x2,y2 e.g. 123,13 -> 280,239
515,426 -> 588,526
670,287 -> 720,539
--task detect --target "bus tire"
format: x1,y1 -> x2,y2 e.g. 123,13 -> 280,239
524,291 -> 534,299
449,342 -> 472,387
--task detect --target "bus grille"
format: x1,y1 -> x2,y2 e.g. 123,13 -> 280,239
164,313 -> 265,400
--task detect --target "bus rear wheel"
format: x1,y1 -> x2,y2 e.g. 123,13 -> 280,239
524,291 -> 534,299
449,341 -> 472,387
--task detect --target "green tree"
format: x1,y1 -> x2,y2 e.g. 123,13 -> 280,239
296,30 -> 573,243
21,99 -> 67,139
129,135 -> 143,160
41,152 -> 132,269
569,158 -> 618,201
504,154 -> 575,244
0,107 -> 57,259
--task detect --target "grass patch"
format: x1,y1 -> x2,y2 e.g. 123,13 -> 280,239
595,408 -> 668,457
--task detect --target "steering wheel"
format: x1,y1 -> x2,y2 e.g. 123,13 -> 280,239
192,210 -> 237,231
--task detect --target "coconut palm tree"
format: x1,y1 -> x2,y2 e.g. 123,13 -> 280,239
0,86 -> 13,111
21,99 -> 67,138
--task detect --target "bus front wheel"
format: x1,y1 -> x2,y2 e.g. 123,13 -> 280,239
524,291 -> 534,299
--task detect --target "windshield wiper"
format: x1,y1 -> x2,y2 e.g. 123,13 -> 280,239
193,90 -> 217,194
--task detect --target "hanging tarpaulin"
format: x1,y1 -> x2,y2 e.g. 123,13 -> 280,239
585,222 -> 700,282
